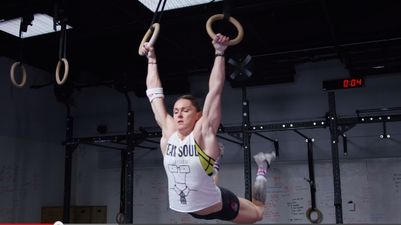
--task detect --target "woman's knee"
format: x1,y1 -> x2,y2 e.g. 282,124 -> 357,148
250,205 -> 265,222
236,198 -> 265,223
255,209 -> 264,222
246,214 -> 263,224
238,207 -> 264,223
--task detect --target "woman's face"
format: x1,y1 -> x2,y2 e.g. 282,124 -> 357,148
173,99 -> 201,131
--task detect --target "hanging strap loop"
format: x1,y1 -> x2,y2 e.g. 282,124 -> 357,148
138,0 -> 167,56
55,18 -> 70,85
150,0 -> 167,27
10,16 -> 31,88
223,0 -> 232,21
206,14 -> 244,46
56,58 -> 69,85
306,207 -> 323,224
206,0 -> 244,46
10,62 -> 27,88
138,23 -> 160,56
305,138 -> 323,224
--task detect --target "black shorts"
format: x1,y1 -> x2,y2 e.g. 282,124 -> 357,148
189,187 -> 240,221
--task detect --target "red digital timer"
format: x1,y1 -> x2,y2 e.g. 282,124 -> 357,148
323,77 -> 365,90
342,78 -> 364,88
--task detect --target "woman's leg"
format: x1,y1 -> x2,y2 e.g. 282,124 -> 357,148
232,197 -> 264,224
212,142 -> 224,184
232,151 -> 276,224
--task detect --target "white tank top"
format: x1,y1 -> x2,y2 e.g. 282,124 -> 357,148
163,132 -> 221,212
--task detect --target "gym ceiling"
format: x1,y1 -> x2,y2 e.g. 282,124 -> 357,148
1,0 -> 400,96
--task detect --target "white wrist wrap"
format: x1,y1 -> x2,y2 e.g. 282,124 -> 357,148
146,88 -> 164,103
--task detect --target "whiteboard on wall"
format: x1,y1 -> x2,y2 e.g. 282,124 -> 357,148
133,158 -> 401,224
0,137 -> 64,223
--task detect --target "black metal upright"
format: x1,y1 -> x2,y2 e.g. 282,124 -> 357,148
125,109 -> 134,223
241,87 -> 252,200
125,94 -> 135,223
307,139 -> 317,210
62,110 -> 76,223
117,94 -> 135,224
327,91 -> 343,223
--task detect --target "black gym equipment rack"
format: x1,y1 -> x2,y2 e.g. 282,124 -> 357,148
60,88 -> 401,224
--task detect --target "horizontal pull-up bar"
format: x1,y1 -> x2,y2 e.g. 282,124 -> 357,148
64,113 -> 401,146
293,129 -> 310,140
217,134 -> 243,146
254,132 -> 280,158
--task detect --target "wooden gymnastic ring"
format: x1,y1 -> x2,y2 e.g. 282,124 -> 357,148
306,207 -> 323,224
116,212 -> 125,224
10,62 -> 27,88
138,23 -> 160,56
56,58 -> 69,85
206,14 -> 244,46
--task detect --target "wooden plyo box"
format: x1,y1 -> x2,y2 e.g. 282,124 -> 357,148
41,206 -> 107,223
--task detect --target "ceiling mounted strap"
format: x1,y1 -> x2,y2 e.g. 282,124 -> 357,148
150,0 -> 167,28
55,23 -> 69,85
138,0 -> 166,55
54,0 -> 70,85
58,22 -> 67,59
9,15 -> 32,88
223,0 -> 232,21
53,0 -> 68,59
20,14 -> 34,37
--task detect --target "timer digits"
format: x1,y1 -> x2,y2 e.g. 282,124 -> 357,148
323,77 -> 365,90
343,78 -> 363,88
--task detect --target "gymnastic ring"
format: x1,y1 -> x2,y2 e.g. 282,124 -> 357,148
206,14 -> 244,46
55,58 -> 69,85
306,207 -> 323,224
10,62 -> 27,88
115,212 -> 125,224
138,23 -> 160,56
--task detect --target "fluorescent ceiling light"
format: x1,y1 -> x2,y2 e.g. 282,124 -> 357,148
0,13 -> 72,38
138,0 -> 222,12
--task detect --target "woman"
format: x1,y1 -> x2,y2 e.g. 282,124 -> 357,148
139,33 -> 276,223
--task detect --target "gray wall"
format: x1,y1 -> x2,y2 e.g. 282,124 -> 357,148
1,56 -> 401,223
130,158 -> 401,224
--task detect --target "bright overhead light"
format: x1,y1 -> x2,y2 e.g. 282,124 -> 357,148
0,13 -> 72,38
138,0 -> 222,12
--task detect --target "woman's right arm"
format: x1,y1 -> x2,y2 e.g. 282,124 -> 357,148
140,43 -> 175,151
